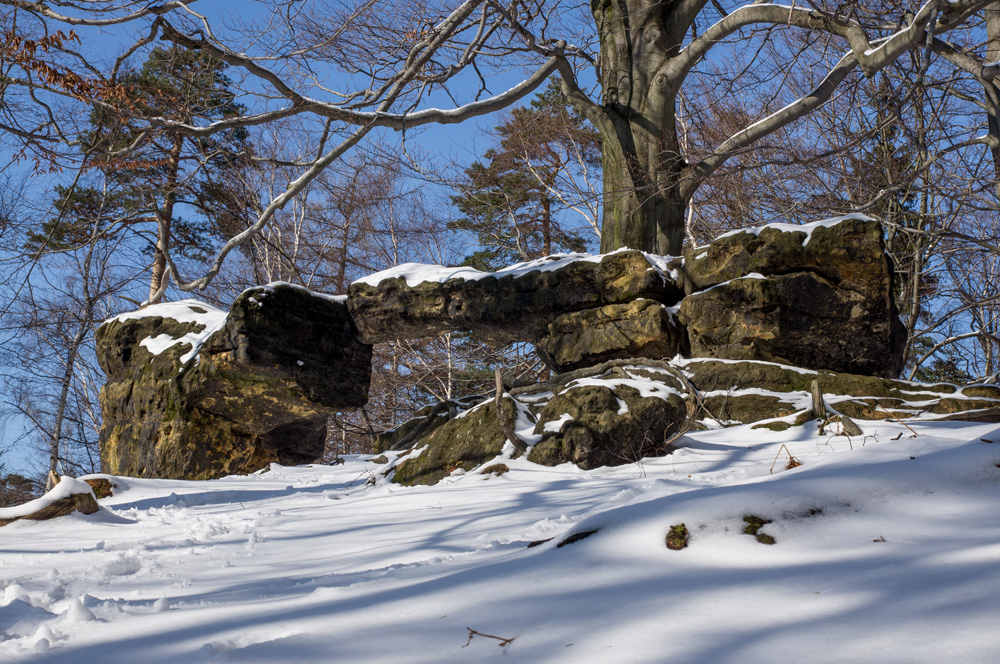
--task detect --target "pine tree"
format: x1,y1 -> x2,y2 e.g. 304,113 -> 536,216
450,81 -> 600,271
29,46 -> 256,302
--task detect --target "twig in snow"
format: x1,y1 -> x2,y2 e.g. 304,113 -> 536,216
463,627 -> 516,648
770,444 -> 802,474
876,403 -> 918,437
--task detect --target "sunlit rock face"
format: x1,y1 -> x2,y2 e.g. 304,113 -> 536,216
346,250 -> 684,347
679,215 -> 906,378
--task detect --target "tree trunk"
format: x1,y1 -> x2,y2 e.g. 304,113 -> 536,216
985,7 -> 1000,192
149,134 -> 185,303
592,0 -> 690,256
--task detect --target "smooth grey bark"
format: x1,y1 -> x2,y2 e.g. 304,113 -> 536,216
560,0 -> 998,255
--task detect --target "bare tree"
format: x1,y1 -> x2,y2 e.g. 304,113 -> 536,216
2,0 -> 991,287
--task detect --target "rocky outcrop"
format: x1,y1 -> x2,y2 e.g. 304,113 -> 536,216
383,357 -> 1000,485
390,362 -> 690,486
679,216 -> 906,377
97,285 -> 371,480
347,251 -> 683,346
95,216 -> 915,481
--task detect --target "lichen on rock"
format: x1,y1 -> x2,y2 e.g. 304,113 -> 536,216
97,285 -> 371,480
347,250 -> 683,346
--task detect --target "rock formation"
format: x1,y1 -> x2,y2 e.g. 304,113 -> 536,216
380,357 -> 1000,485
97,215 -> 931,482
97,284 -> 371,480
679,215 -> 906,377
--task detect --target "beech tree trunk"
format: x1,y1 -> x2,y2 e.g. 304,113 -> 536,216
592,0 -> 690,256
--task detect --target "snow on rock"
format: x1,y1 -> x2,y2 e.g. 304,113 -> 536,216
242,280 -> 347,305
352,250 -> 673,288
714,213 -> 875,247
108,299 -> 227,366
0,477 -> 98,523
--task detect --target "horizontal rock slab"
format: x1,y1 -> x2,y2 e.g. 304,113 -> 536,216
685,214 -> 889,294
97,285 -> 372,480
537,299 -> 688,373
347,251 -> 682,346
679,270 -> 903,377
681,359 -> 1000,427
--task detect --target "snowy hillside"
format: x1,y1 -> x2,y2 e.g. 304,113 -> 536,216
2,419 -> 999,663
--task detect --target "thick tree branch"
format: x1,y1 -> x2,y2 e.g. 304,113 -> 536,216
0,0 -> 196,26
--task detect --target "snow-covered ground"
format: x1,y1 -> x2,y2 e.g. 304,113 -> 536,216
2,419 -> 999,663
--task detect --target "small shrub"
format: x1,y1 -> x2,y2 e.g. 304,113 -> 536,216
666,523 -> 689,550
743,515 -> 776,545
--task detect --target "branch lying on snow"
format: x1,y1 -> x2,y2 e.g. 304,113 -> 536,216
463,627 -> 516,648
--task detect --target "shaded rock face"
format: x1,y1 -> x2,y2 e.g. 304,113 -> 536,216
390,363 -> 689,486
680,217 -> 906,377
97,286 -> 371,480
347,251 -> 683,347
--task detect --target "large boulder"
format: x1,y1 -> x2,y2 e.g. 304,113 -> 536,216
97,285 -> 371,480
347,251 -> 682,346
527,368 -> 688,469
536,299 -> 688,372
680,216 -> 906,377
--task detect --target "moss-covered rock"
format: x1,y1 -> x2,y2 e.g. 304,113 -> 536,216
391,400 -> 510,486
536,299 -> 688,372
97,287 -> 372,480
529,379 -> 687,469
347,251 -> 682,346
682,217 -> 906,377
390,363 -> 690,485
373,395 -> 485,453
